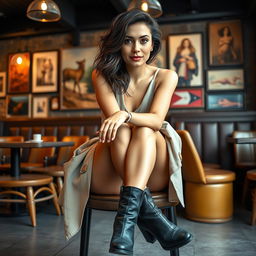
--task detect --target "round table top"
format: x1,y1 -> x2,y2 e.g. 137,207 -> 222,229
0,141 -> 74,148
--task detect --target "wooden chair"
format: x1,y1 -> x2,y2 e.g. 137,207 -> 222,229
0,136 -> 57,171
29,136 -> 89,195
0,136 -> 24,165
0,174 -> 60,226
242,169 -> 256,225
177,130 -> 236,223
80,192 -> 180,256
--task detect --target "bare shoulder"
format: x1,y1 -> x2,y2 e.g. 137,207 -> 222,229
92,69 -> 111,91
156,68 -> 178,88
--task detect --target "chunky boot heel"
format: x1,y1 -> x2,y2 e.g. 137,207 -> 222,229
139,226 -> 156,243
109,186 -> 144,255
137,188 -> 192,250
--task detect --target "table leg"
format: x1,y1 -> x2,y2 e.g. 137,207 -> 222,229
10,148 -> 20,177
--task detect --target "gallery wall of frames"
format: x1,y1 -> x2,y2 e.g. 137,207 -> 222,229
0,18 -> 253,119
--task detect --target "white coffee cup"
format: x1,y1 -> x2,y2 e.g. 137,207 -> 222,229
33,134 -> 42,141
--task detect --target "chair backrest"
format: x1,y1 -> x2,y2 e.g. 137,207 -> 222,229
177,130 -> 206,184
56,136 -> 90,165
232,130 -> 256,167
0,136 -> 24,160
27,136 -> 57,163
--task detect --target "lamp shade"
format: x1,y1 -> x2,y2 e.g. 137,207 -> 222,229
26,0 -> 61,22
128,0 -> 163,18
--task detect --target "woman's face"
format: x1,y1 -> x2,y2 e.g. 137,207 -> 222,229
183,39 -> 190,48
121,22 -> 153,67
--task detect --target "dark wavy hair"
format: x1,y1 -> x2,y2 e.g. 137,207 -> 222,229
94,9 -> 162,94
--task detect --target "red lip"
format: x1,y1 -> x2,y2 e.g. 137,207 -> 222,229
130,56 -> 143,61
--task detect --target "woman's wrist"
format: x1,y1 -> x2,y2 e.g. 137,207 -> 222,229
124,110 -> 132,123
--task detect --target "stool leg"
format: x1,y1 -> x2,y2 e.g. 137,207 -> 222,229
27,186 -> 36,227
166,207 -> 179,256
242,177 -> 249,206
49,182 -> 61,215
80,207 -> 92,256
251,188 -> 256,225
56,177 -> 63,195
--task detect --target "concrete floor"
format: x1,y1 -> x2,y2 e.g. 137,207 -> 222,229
0,203 -> 255,256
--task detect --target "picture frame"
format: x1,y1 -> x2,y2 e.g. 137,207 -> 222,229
168,33 -> 203,87
32,50 -> 58,93
8,52 -> 30,93
151,40 -> 167,68
207,69 -> 244,91
208,20 -> 243,66
170,88 -> 204,109
206,92 -> 244,111
0,72 -> 6,97
50,96 -> 59,111
0,99 -> 6,119
60,47 -> 99,110
32,96 -> 48,118
6,94 -> 31,118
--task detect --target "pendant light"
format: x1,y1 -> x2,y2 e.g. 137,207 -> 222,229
127,0 -> 163,18
26,0 -> 61,22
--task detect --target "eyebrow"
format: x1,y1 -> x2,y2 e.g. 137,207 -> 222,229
125,35 -> 150,39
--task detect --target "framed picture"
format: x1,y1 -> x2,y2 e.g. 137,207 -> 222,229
6,94 -> 31,118
0,99 -> 6,119
0,72 -> 6,97
32,96 -> 48,118
32,50 -> 58,93
207,69 -> 244,91
8,52 -> 30,93
60,47 -> 99,110
208,20 -> 243,66
50,96 -> 59,111
168,33 -> 203,87
151,40 -> 167,68
206,92 -> 244,111
170,88 -> 204,109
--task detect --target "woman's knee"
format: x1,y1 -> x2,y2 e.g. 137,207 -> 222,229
132,126 -> 156,141
111,123 -> 132,146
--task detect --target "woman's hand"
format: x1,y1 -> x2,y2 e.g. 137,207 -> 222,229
98,111 -> 129,143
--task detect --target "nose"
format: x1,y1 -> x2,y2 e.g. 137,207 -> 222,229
133,41 -> 140,53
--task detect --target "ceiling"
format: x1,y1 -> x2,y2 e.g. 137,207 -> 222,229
0,0 -> 254,39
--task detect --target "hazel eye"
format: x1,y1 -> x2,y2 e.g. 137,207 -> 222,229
140,38 -> 149,44
124,38 -> 132,44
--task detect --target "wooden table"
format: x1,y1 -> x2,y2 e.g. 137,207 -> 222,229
227,137 -> 256,144
0,141 -> 74,177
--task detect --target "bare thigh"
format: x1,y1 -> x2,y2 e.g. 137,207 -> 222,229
91,142 -> 123,194
147,131 -> 169,192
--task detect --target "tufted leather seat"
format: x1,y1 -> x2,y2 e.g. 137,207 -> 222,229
177,130 -> 236,223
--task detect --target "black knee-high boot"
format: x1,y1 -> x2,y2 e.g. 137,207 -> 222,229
109,186 -> 144,255
137,188 -> 192,250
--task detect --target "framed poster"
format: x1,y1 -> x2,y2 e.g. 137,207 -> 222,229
0,72 -> 6,97
32,96 -> 48,118
60,47 -> 99,110
50,96 -> 59,111
207,69 -> 244,91
8,52 -> 30,93
168,33 -> 203,87
206,92 -> 244,111
32,51 -> 58,93
170,88 -> 204,109
0,99 -> 6,119
151,40 -> 167,68
208,20 -> 243,66
6,94 -> 31,118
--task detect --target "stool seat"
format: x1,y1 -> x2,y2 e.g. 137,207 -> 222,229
30,166 -> 64,177
247,170 -> 256,181
205,169 -> 236,184
0,174 -> 60,226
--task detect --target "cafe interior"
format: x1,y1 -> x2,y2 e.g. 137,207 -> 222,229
0,0 -> 256,255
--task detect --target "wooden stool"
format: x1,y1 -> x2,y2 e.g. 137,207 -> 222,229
80,191 -> 180,256
242,169 -> 256,225
0,174 -> 61,226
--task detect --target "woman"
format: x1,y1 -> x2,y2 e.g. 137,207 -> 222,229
217,26 -> 237,64
173,38 -> 198,87
60,9 -> 192,255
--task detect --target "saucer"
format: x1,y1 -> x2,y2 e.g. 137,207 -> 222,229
26,139 -> 43,143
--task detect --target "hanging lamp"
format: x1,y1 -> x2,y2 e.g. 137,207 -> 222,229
127,0 -> 163,18
26,0 -> 61,22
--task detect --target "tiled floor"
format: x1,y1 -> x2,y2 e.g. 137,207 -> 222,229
0,203 -> 255,256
